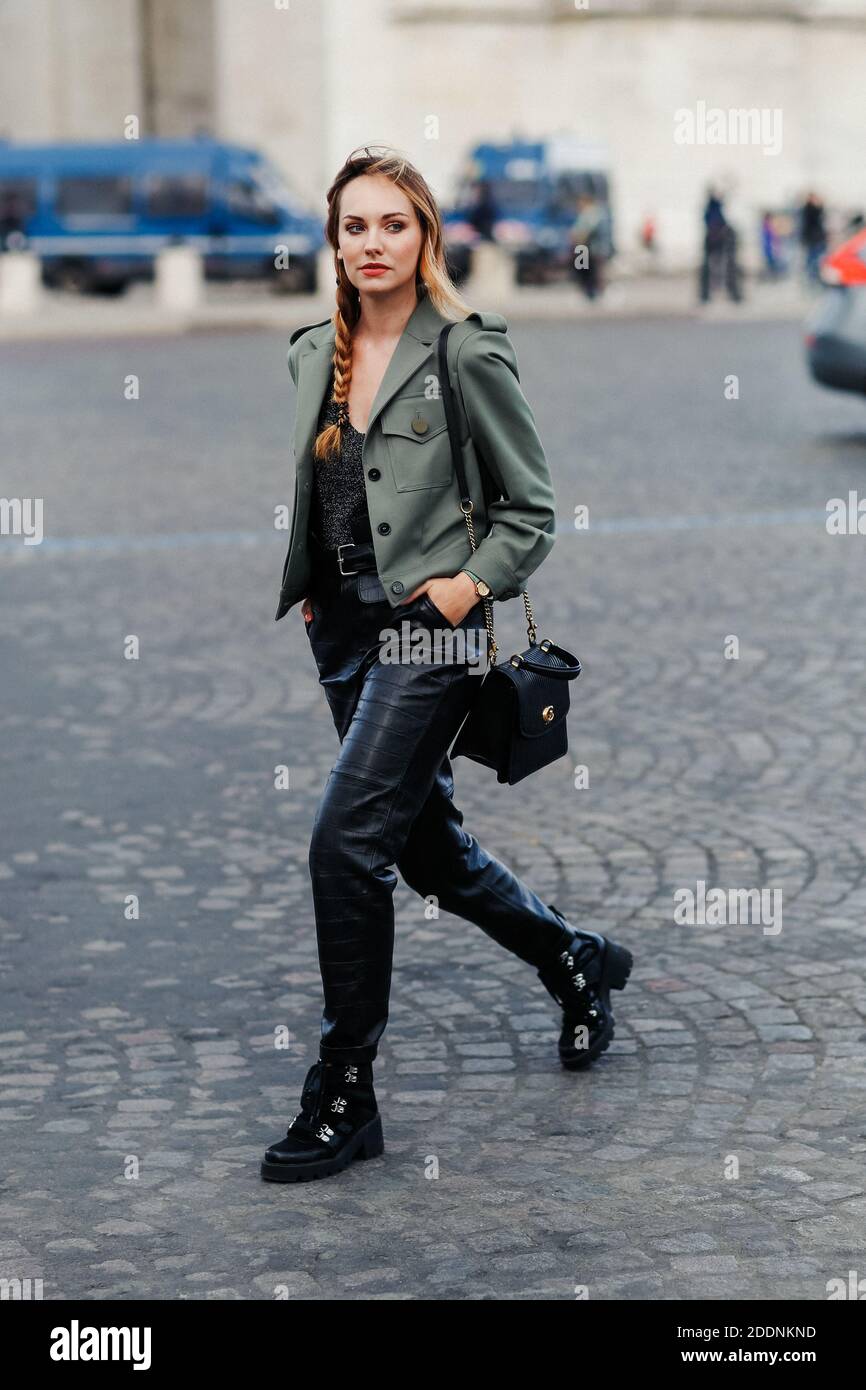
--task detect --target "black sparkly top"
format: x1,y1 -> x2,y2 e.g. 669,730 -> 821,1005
309,382 -> 370,549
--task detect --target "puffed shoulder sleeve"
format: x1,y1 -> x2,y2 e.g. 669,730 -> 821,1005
455,326 -> 557,601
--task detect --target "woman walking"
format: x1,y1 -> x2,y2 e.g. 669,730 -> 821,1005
263,147 -> 632,1183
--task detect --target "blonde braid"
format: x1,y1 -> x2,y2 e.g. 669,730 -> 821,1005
313,273 -> 357,462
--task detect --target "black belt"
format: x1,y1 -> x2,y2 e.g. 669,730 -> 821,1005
309,513 -> 378,579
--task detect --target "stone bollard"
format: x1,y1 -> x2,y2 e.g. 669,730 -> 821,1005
0,249 -> 44,315
155,243 -> 204,312
464,241 -> 514,306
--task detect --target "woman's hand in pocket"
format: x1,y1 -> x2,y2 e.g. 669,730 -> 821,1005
402,572 -> 478,626
300,596 -> 314,624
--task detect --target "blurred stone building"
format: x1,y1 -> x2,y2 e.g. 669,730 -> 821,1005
1,0 -> 864,265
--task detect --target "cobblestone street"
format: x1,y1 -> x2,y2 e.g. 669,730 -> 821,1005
2,316 -> 865,1300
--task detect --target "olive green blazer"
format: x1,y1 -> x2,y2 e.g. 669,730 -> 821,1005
274,288 -> 556,620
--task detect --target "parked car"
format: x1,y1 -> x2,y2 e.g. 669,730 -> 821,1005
0,135 -> 323,293
805,228 -> 866,395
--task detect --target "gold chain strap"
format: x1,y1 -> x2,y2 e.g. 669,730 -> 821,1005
461,500 -> 537,666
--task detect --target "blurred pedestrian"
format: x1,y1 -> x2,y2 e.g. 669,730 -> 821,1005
760,210 -> 783,279
699,187 -> 742,303
799,192 -> 827,283
468,178 -> 496,242
0,187 -> 27,251
571,193 -> 608,299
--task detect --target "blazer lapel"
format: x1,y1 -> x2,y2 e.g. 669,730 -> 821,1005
363,292 -> 448,438
292,291 -> 449,465
292,321 -> 336,468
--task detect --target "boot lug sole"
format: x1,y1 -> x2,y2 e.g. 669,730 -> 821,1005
260,1114 -> 384,1182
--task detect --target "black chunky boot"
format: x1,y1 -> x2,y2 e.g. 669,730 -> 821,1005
260,1056 -> 384,1183
537,904 -> 633,1070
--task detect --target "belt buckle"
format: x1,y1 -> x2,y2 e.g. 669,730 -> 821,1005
336,542 -> 359,576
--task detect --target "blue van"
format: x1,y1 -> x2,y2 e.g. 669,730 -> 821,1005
0,135 -> 323,293
444,137 -> 613,285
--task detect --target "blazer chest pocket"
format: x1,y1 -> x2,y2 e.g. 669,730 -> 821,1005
380,394 -> 453,491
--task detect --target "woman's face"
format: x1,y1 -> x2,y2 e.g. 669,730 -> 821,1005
336,173 -> 423,298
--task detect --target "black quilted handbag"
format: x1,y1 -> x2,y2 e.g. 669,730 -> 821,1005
437,323 -> 582,785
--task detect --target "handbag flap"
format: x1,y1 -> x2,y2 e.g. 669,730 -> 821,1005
497,646 -> 572,738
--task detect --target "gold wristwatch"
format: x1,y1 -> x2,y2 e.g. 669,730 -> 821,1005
462,569 -> 492,599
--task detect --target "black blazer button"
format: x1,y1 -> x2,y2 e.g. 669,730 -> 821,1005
378,522 -> 391,535
391,581 -> 404,595
367,468 -> 380,480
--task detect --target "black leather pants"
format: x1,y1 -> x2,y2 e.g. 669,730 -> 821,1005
304,561 -> 573,1064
